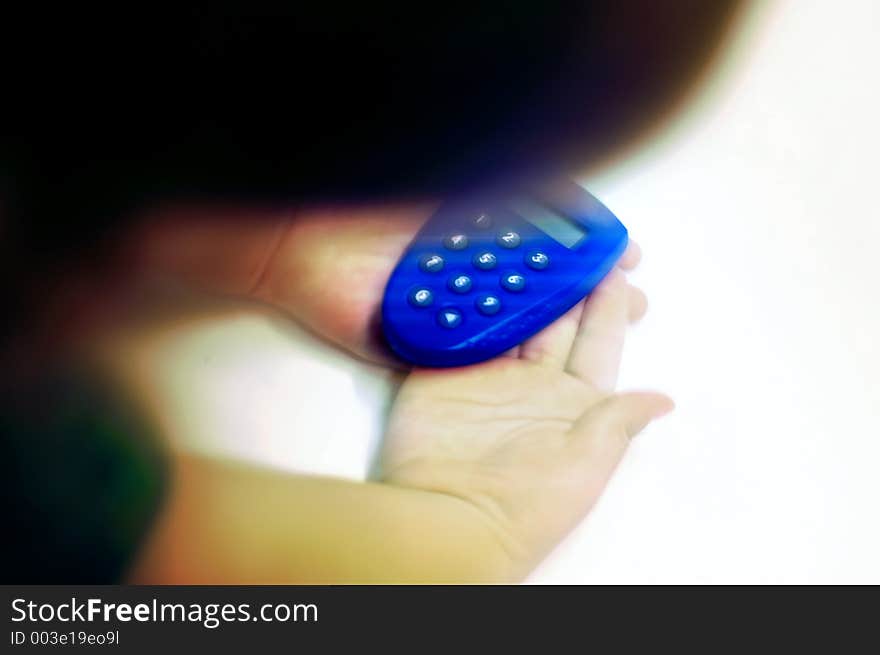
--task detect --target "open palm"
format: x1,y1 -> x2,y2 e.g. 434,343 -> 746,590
380,270 -> 671,574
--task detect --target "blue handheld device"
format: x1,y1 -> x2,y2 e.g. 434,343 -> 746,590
381,180 -> 628,367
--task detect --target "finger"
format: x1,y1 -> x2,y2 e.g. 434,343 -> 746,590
128,204 -> 291,296
502,345 -> 521,358
618,240 -> 642,271
567,268 -> 629,391
563,391 -> 673,508
600,391 -> 675,438
628,284 -> 648,323
517,277 -> 643,366
570,391 -> 674,452
518,299 -> 586,367
519,279 -> 643,366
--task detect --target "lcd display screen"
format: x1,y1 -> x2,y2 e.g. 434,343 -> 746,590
511,197 -> 589,248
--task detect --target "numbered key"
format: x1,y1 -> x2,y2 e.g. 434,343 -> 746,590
472,251 -> 498,270
419,254 -> 445,273
443,233 -> 469,250
475,294 -> 502,316
500,271 -> 526,292
496,230 -> 521,248
448,274 -> 473,294
525,251 -> 550,270
472,212 -> 492,229
408,288 -> 434,308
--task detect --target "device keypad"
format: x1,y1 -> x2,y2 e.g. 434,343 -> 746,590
405,210 -> 559,329
383,186 -> 627,367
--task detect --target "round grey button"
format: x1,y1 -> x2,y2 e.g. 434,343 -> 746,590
436,307 -> 463,329
496,230 -> 521,249
475,294 -> 502,316
419,254 -> 445,273
443,233 -> 469,250
472,212 -> 492,229
408,288 -> 434,308
472,251 -> 498,270
448,274 -> 473,294
525,251 -> 550,270
500,271 -> 526,292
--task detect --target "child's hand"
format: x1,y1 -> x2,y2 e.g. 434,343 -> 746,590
128,265 -> 669,584
380,268 -> 672,576
131,202 -> 644,367
130,203 -> 432,366
118,203 -> 665,583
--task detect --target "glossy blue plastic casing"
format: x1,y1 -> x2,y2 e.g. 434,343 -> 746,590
381,180 -> 628,367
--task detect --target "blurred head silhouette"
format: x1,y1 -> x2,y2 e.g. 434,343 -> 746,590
2,2 -> 742,263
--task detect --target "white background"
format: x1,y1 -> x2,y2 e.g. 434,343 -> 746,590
142,0 -> 880,583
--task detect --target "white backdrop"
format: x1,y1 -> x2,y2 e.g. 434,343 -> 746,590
142,0 -> 880,583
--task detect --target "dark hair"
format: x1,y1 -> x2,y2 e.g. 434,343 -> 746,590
2,2 -> 741,263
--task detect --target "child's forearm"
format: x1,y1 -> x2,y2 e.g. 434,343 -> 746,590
129,454 -> 518,584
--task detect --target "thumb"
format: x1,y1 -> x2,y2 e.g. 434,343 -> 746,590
605,391 -> 675,439
569,391 -> 674,458
127,205 -> 291,297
